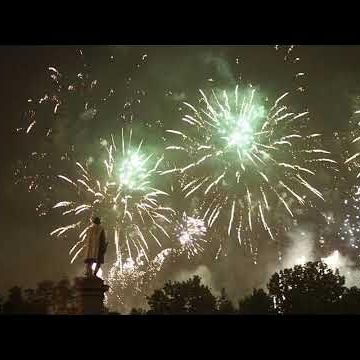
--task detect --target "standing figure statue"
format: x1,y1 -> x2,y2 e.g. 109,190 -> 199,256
84,216 -> 108,277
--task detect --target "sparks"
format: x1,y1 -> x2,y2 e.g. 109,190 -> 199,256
174,212 -> 208,258
166,85 -> 334,249
52,129 -> 174,274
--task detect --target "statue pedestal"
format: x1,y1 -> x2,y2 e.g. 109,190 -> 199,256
74,276 -> 109,315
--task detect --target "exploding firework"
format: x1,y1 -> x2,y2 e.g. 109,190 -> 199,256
339,185 -> 360,250
166,85 -> 335,252
174,212 -> 207,258
15,48 -> 150,209
19,49 -> 149,138
51,128 -> 174,274
106,247 -> 175,313
341,97 -> 360,251
345,96 -> 360,176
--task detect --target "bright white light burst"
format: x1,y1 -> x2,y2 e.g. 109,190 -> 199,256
175,212 -> 207,258
51,128 -> 174,277
166,85 -> 335,252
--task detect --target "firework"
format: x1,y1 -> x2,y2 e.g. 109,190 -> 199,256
174,212 -> 207,258
166,85 -> 335,251
339,185 -> 360,250
15,48 -> 150,202
106,247 -> 175,313
19,49 -> 149,138
341,98 -> 360,251
51,128 -> 174,274
345,96 -> 360,176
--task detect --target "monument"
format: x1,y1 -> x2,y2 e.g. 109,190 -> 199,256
74,276 -> 109,314
74,216 -> 109,314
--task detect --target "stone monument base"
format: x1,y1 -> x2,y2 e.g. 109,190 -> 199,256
74,276 -> 109,315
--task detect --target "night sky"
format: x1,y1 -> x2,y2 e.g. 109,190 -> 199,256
1,45 -> 360,302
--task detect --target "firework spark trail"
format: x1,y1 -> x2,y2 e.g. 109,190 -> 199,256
107,212 -> 209,310
340,98 -> 360,249
174,212 -> 208,259
339,186 -> 360,250
345,108 -> 360,178
106,246 -> 177,312
17,48 -> 150,196
166,85 -> 335,250
51,129 -> 174,276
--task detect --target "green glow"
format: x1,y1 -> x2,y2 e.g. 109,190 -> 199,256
119,151 -> 148,190
218,91 -> 265,152
226,116 -> 254,148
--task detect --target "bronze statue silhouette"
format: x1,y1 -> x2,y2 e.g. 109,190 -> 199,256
83,216 -> 108,277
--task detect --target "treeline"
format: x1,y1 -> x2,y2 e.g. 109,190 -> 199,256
2,261 -> 360,314
0,279 -> 78,314
132,261 -> 360,314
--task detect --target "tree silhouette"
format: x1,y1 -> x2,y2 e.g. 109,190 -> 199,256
23,288 -> 42,314
24,288 -> 35,304
3,286 -> 26,314
147,275 -> 217,314
238,289 -> 275,314
217,288 -> 235,313
52,278 -> 76,314
268,261 -> 346,314
1,278 -> 79,315
130,308 -> 147,315
34,280 -> 55,313
338,286 -> 360,314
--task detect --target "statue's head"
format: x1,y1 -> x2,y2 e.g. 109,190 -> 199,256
91,216 -> 101,225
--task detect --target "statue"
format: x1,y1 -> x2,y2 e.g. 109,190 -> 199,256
83,216 -> 108,277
